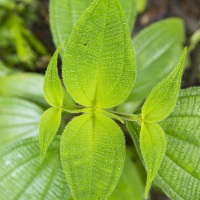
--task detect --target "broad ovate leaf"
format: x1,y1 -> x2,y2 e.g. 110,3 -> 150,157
39,107 -> 61,161
63,0 -> 136,108
0,97 -> 43,147
142,48 -> 187,122
140,122 -> 166,198
127,87 -> 200,200
43,46 -> 63,107
0,137 -> 70,199
61,113 -> 125,199
0,72 -> 47,106
109,156 -> 144,200
156,87 -> 200,200
120,18 -> 185,113
50,0 -> 137,50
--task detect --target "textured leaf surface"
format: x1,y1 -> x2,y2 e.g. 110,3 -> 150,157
0,137 -> 70,200
109,156 -> 144,200
121,19 -> 185,113
140,122 -> 166,198
0,73 -> 47,106
0,97 -> 43,147
61,114 -> 125,200
50,0 -> 137,50
44,47 -> 63,107
63,0 -> 136,108
127,87 -> 200,200
142,48 -> 186,122
39,107 -> 61,161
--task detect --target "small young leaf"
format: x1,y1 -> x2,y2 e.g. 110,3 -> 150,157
127,87 -> 200,200
142,48 -> 187,122
61,113 -> 125,200
140,122 -> 166,199
39,107 -> 61,161
63,0 -> 136,108
43,46 -> 63,107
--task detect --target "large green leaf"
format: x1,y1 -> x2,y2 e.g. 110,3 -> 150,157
120,18 -> 185,113
0,97 -> 44,147
142,48 -> 186,122
50,0 -> 137,50
39,107 -> 61,161
43,46 -> 63,107
109,156 -> 144,200
61,113 -> 125,199
0,72 -> 47,106
127,87 -> 200,200
63,0 -> 136,108
0,137 -> 70,199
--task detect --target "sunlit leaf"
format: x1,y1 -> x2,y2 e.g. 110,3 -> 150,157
43,46 -> 63,107
63,0 -> 136,108
39,107 -> 61,161
140,122 -> 166,198
0,72 -> 47,106
50,0 -> 137,51
0,97 -> 43,147
127,87 -> 200,200
120,19 -> 185,113
0,137 -> 70,199
142,48 -> 187,122
61,113 -> 125,199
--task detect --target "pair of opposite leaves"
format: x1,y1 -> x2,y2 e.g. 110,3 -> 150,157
39,0 -> 186,199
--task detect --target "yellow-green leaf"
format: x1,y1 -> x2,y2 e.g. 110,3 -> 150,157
61,113 -> 125,199
43,46 -> 63,107
62,0 -> 136,108
142,48 -> 187,122
39,107 -> 61,161
140,122 -> 166,199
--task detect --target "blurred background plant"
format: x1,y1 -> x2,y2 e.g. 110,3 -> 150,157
0,0 -> 48,69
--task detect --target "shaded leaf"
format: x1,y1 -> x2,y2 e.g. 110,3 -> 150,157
61,113 -> 125,199
63,0 -> 136,108
44,46 -> 63,107
109,156 -> 144,200
120,18 -> 185,113
140,122 -> 166,198
142,48 -> 186,122
50,0 -> 137,51
0,137 -> 70,199
127,87 -> 200,200
0,72 -> 47,106
0,97 -> 43,147
39,107 -> 61,161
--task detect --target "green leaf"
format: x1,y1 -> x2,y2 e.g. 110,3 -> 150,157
61,113 -> 125,199
0,72 -> 47,106
156,87 -> 200,200
50,0 -> 137,50
39,107 -> 61,161
136,0 -> 147,13
120,18 -> 185,113
109,156 -> 144,200
127,87 -> 200,200
142,48 -> 187,122
44,46 -> 63,107
63,0 -> 136,108
140,122 -> 166,198
0,97 -> 44,147
0,137 -> 70,199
